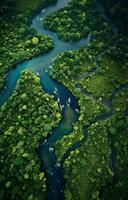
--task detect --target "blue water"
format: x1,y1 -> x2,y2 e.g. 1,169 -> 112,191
0,0 -> 91,106
0,0 -> 127,199
0,0 -> 91,199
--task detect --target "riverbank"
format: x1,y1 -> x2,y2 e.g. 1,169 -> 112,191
0,0 -> 128,199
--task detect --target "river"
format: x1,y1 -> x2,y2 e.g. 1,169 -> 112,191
0,0 -> 127,200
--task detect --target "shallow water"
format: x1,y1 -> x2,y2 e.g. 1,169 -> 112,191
0,0 -> 127,199
0,0 -> 90,199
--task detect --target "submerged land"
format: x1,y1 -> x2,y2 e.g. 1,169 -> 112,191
0,0 -> 128,200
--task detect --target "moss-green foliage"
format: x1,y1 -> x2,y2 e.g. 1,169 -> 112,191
64,121 -> 113,200
0,0 -> 55,90
102,118 -> 128,200
99,116 -> 128,199
17,0 -> 42,11
50,49 -> 127,163
113,88 -> 128,116
80,55 -> 128,98
54,95 -> 109,161
43,0 -> 114,46
0,0 -> 128,199
50,49 -> 95,82
63,88 -> 128,200
0,70 -> 61,200
41,0 -> 128,198
64,115 -> 128,200
17,0 -> 56,11
98,89 -> 128,199
64,92 -> 128,200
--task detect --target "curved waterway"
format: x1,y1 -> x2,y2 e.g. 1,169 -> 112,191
0,0 -> 91,199
0,0 -> 127,199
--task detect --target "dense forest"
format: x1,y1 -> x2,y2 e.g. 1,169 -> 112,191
0,0 -> 128,200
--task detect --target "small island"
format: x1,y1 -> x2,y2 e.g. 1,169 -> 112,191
0,0 -> 128,200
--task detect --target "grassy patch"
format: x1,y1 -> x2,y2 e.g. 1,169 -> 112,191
81,55 -> 128,98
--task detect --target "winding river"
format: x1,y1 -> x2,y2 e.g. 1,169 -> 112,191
0,0 -> 127,200
0,0 -> 90,199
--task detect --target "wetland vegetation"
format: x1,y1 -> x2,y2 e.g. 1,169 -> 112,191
0,0 -> 128,200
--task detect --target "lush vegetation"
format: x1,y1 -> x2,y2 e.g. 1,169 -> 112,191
64,121 -> 112,200
0,0 -> 128,199
44,0 -> 114,45
63,88 -> 128,200
43,0 -> 128,199
80,55 -> 128,98
0,0 -> 55,90
100,89 -> 128,199
54,94 -> 109,161
0,70 -> 61,199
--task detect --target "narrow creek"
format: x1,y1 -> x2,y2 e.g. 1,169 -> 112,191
0,0 -> 127,200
